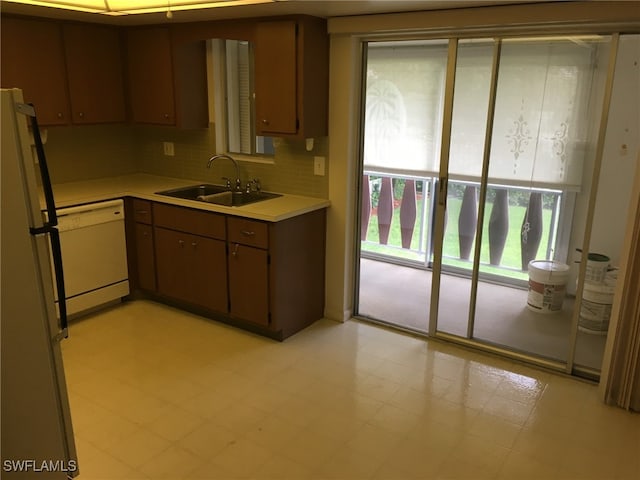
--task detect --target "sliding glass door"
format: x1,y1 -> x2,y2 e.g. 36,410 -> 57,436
357,32 -> 626,377
434,35 -> 616,372
357,39 -> 449,332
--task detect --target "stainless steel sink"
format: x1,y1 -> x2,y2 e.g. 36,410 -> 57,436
156,184 -> 281,206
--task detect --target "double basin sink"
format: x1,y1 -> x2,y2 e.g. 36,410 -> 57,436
156,184 -> 281,207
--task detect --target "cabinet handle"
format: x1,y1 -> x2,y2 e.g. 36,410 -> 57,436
57,112 -> 63,119
142,231 -> 149,237
79,112 -> 84,118
178,240 -> 185,247
164,113 -> 170,119
191,242 -> 198,248
232,243 -> 239,257
261,119 -> 269,125
241,230 -> 255,237
136,210 -> 148,214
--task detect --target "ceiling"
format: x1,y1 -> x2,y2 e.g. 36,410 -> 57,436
0,0 -> 563,26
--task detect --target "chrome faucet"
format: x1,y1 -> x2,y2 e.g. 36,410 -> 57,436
206,154 -> 241,191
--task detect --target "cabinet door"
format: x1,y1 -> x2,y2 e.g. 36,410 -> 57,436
155,227 -> 191,301
125,27 -> 175,125
254,20 -> 298,136
0,17 -> 70,125
188,236 -> 228,313
135,223 -> 156,292
155,227 -> 228,313
63,24 -> 126,124
228,243 -> 269,327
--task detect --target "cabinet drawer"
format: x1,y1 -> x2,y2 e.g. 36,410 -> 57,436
228,217 -> 269,249
131,198 -> 153,224
153,203 -> 225,240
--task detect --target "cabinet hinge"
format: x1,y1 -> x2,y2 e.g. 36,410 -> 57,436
295,23 -> 299,36
295,118 -> 300,130
268,312 -> 272,325
267,254 -> 271,265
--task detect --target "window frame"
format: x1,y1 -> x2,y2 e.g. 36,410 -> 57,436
207,39 -> 275,164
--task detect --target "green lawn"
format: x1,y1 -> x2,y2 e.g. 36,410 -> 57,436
362,196 -> 553,281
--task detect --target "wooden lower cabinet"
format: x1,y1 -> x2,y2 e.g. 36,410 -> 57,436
125,198 -> 156,293
134,223 -> 156,292
154,228 -> 228,314
228,243 -> 269,327
125,199 -> 326,340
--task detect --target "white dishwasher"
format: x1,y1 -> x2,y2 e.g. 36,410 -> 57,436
50,199 -> 129,316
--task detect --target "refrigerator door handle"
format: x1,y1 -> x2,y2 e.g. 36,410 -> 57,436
49,227 -> 69,338
16,102 -> 58,230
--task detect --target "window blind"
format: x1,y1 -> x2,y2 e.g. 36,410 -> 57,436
363,38 -> 604,191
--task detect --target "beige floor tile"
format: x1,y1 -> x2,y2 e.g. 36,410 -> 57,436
138,445 -> 204,479
176,419 -> 236,460
103,428 -> 173,469
144,405 -> 205,442
467,411 -> 523,449
74,437 -> 150,479
253,454 -> 315,479
345,422 -> 406,458
318,445 -> 387,479
279,428 -> 342,470
207,401 -> 268,435
242,414 -> 303,451
62,300 -> 640,480
208,437 -> 273,477
482,392 -> 535,425
497,450 -> 559,480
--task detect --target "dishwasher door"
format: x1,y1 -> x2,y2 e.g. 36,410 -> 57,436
52,199 -> 129,316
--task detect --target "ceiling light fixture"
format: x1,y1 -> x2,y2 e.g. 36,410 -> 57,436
1,0 -> 277,16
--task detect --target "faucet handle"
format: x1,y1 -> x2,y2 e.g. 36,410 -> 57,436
253,178 -> 262,192
221,177 -> 232,189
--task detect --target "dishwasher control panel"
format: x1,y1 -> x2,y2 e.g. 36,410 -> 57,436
47,199 -> 124,232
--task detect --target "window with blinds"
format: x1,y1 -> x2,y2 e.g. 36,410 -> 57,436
212,39 -> 274,157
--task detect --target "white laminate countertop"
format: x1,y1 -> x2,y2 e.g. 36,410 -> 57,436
48,174 -> 330,222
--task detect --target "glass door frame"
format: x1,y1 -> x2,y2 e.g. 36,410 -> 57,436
354,28 -> 623,379
431,33 -> 621,378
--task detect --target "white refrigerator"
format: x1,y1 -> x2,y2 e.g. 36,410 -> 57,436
1,88 -> 78,478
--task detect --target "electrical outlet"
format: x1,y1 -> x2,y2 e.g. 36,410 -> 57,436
314,156 -> 325,176
163,142 -> 175,156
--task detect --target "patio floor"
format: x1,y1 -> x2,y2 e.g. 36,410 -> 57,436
357,257 -> 607,372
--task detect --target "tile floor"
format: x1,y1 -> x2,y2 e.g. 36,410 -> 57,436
62,300 -> 639,479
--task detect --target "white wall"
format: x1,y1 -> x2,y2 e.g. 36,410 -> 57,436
589,35 -> 640,265
324,34 -> 361,322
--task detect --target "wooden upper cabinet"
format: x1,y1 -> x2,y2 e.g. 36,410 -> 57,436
254,17 -> 328,139
125,27 -> 208,128
255,21 -> 298,136
63,24 -> 126,124
0,17 -> 70,126
125,27 -> 176,125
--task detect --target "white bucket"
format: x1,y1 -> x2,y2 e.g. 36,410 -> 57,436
579,282 -> 615,334
527,260 -> 570,313
584,253 -> 610,284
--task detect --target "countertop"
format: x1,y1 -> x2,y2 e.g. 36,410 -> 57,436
49,174 -> 330,222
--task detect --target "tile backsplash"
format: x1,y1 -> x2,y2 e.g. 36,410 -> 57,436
43,125 -> 138,184
135,125 -> 329,198
44,123 -> 329,199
